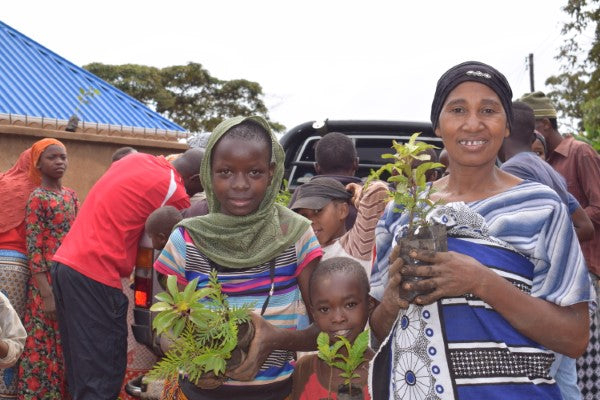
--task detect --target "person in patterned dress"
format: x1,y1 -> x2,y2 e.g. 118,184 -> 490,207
0,147 -> 37,400
17,139 -> 78,400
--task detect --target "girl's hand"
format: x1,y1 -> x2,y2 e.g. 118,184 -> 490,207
226,312 -> 276,381
41,293 -> 57,320
400,249 -> 487,305
345,183 -> 362,208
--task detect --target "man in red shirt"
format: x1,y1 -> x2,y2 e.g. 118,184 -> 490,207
51,149 -> 203,400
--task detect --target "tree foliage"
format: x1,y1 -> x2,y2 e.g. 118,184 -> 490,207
83,62 -> 284,133
546,0 -> 600,149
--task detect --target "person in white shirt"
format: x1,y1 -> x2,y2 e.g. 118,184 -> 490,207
0,291 -> 26,368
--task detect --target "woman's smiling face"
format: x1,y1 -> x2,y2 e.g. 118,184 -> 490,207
435,81 -> 509,170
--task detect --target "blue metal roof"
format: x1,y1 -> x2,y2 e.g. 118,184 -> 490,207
0,20 -> 185,132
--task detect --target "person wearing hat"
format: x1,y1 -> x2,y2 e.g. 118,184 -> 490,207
520,93 -> 600,399
520,91 -> 600,280
498,101 -> 595,400
368,61 -> 593,399
290,176 -> 388,277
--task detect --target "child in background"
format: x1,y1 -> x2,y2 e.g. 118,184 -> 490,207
154,116 -> 322,399
292,257 -> 374,400
290,176 -> 388,276
145,206 -> 184,251
120,205 -> 184,399
18,139 -> 78,399
0,292 -> 26,369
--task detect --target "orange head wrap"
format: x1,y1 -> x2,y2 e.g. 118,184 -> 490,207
29,138 -> 66,185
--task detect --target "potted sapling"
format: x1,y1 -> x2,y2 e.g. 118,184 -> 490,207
366,132 -> 446,301
147,270 -> 254,389
66,86 -> 100,132
317,329 -> 370,400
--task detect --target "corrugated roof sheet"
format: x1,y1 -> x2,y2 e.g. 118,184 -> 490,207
0,20 -> 185,133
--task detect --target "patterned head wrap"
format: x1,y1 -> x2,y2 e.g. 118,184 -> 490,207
431,61 -> 513,132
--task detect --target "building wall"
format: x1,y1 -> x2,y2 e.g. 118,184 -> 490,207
0,125 -> 189,202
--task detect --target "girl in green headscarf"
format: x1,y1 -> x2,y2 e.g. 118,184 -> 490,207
155,116 -> 323,400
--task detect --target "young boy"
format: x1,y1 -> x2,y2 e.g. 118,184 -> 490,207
0,291 -> 26,368
145,206 -> 184,250
290,176 -> 388,276
292,256 -> 374,400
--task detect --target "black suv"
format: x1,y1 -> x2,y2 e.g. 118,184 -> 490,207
280,119 -> 441,190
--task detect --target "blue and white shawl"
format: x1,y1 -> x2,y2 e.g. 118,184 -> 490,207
369,181 -> 594,400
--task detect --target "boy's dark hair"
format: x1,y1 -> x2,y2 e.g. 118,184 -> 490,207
511,101 -> 536,144
222,120 -> 272,162
309,257 -> 369,304
314,132 -> 357,175
145,206 -> 183,235
547,117 -> 558,131
111,146 -> 137,162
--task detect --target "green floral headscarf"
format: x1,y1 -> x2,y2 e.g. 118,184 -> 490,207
180,116 -> 310,269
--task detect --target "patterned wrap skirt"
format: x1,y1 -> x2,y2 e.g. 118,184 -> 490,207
0,250 -> 29,399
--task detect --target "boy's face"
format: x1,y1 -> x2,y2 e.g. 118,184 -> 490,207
211,137 -> 274,216
296,201 -> 348,247
150,232 -> 168,250
310,270 -> 371,343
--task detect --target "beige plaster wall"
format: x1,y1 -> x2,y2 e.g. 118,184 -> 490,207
0,125 -> 189,202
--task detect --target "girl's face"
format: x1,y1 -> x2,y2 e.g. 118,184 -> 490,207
211,136 -> 274,216
435,81 -> 509,170
531,138 -> 547,161
38,145 -> 67,180
310,270 -> 371,344
296,201 -> 348,247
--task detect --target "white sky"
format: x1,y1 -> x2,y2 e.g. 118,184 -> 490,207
2,0 -> 586,131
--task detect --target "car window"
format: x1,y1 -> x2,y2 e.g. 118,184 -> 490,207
287,134 -> 442,189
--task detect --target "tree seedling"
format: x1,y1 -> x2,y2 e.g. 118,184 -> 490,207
365,131 -> 444,236
148,270 -> 254,386
317,329 -> 370,399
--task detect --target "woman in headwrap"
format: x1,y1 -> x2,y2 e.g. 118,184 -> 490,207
16,138 -> 79,400
368,61 -> 593,399
154,116 -> 322,399
0,148 -> 36,399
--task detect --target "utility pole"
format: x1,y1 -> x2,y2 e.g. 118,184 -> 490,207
528,53 -> 535,92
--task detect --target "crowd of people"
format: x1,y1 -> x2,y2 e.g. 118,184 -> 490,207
0,59 -> 599,400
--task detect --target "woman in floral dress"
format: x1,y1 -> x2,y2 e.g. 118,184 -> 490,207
17,139 -> 78,400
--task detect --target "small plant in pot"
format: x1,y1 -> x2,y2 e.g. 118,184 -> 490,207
66,86 -> 100,132
366,132 -> 447,301
317,329 -> 370,400
147,270 -> 255,389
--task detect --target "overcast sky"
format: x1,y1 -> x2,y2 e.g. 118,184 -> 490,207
2,0 -> 587,131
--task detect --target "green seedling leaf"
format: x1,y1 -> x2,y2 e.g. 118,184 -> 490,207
150,301 -> 174,312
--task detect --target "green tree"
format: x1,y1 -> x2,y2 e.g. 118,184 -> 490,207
83,62 -> 284,133
546,0 -> 600,150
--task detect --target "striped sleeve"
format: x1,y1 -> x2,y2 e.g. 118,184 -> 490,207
340,180 -> 389,261
474,181 -> 594,307
530,189 -> 593,306
295,226 -> 322,273
153,226 -> 188,285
